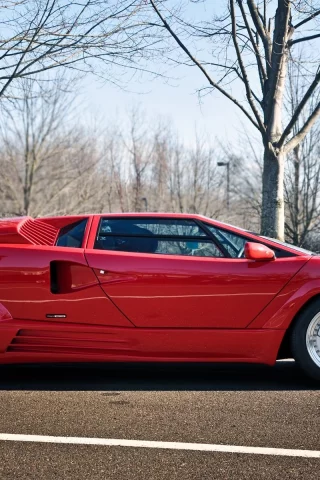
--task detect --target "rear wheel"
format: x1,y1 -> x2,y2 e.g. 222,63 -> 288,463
291,300 -> 320,381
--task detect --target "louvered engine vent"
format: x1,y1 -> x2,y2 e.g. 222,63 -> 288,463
19,218 -> 58,246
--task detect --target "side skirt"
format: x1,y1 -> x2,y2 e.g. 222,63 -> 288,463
0,320 -> 285,365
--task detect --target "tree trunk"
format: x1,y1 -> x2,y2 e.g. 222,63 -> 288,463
261,146 -> 285,241
293,145 -> 300,245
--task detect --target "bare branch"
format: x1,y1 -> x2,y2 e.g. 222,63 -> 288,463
246,0 -> 267,42
0,1 -> 154,99
289,32 -> 320,46
237,0 -> 267,83
230,0 -> 265,133
246,0 -> 271,65
279,70 -> 320,148
284,102 -> 320,153
149,0 -> 260,131
293,9 -> 320,29
264,0 -> 292,127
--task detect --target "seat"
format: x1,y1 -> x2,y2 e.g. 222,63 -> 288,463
97,224 -> 158,254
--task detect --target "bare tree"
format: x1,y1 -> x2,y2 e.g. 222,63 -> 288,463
0,0 -> 154,100
285,140 -> 320,247
0,76 -> 100,216
219,133 -> 263,231
222,122 -> 320,246
0,93 -> 235,222
284,58 -> 320,246
167,142 -> 185,213
150,124 -> 171,211
122,108 -> 154,211
148,0 -> 320,239
186,134 -> 223,217
98,127 -> 129,213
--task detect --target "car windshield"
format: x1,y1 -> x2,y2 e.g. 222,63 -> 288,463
203,217 -> 316,256
259,236 -> 315,255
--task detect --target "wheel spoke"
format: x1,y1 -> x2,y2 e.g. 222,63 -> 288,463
306,312 -> 320,367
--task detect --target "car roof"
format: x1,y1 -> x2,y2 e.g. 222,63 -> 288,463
95,212 -> 205,219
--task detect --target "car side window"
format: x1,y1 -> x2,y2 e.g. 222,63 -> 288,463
56,219 -> 88,248
205,224 -> 247,258
94,218 -> 223,257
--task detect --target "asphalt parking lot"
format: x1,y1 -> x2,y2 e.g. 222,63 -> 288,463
0,361 -> 319,479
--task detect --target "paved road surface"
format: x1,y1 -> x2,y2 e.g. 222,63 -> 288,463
0,361 -> 319,479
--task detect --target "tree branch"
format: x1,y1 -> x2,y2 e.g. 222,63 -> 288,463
289,33 -> 320,46
237,0 -> 267,83
294,9 -> 320,29
284,102 -> 320,153
0,0 -> 55,98
246,0 -> 267,42
149,0 -> 260,131
246,0 -> 272,64
264,0 -> 292,126
0,1 -> 149,99
230,0 -> 265,133
278,70 -> 320,148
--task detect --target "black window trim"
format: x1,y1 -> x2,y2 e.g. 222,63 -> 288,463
95,216 -> 227,257
97,233 -> 211,241
96,217 -> 207,237
94,217 -> 297,258
194,219 -> 232,258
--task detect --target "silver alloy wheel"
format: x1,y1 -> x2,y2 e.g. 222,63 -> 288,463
306,312 -> 320,368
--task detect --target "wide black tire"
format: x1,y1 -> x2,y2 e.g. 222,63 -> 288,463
291,299 -> 320,381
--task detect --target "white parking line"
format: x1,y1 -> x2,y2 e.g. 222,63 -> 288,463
0,434 -> 319,458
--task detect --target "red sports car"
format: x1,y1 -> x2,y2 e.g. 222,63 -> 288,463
0,213 -> 319,380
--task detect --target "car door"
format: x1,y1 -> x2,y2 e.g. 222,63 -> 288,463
85,216 -> 309,329
0,219 -> 132,328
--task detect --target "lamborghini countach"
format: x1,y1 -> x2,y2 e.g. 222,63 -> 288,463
0,213 -> 319,380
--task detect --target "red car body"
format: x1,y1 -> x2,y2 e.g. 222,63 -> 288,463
0,212 -> 318,366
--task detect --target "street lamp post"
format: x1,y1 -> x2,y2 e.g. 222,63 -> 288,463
217,161 -> 230,210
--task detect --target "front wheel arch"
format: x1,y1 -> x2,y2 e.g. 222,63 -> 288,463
277,294 -> 320,360
279,296 -> 320,380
